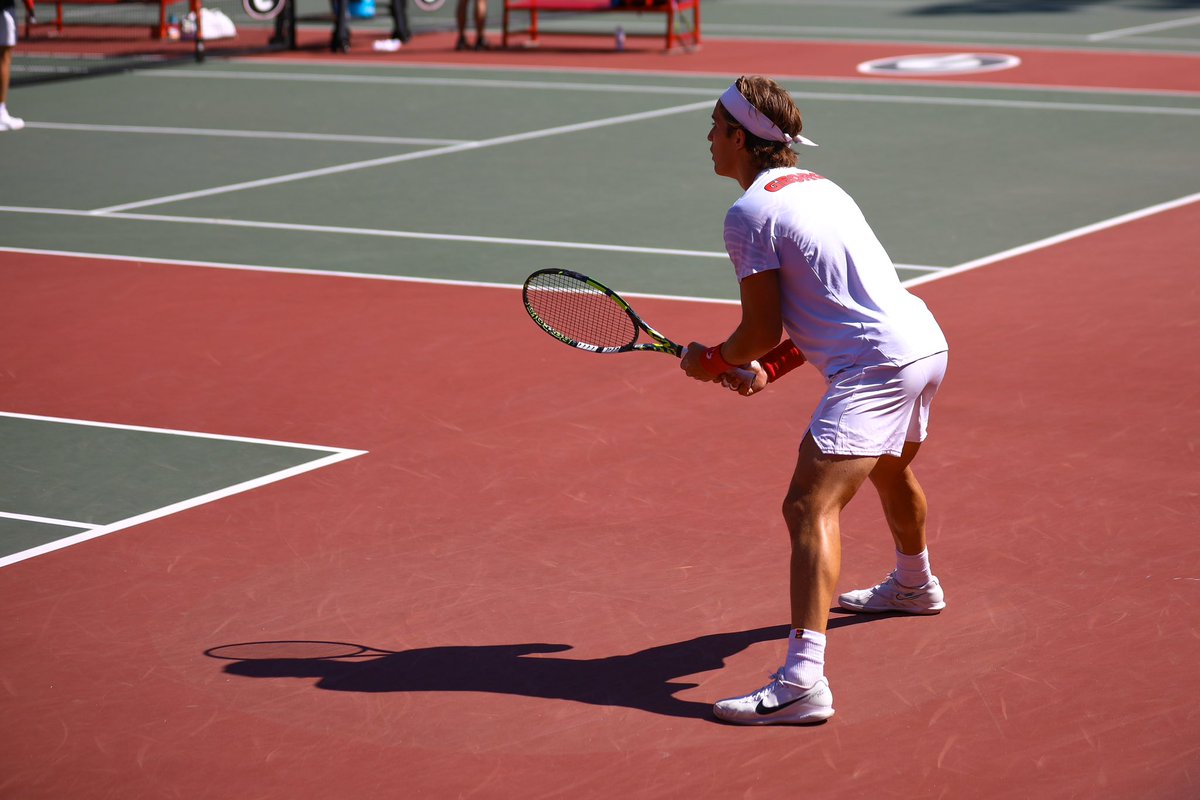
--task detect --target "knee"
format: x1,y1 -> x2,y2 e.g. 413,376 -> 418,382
781,489 -> 823,539
781,491 -> 805,526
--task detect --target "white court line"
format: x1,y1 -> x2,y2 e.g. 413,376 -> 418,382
0,411 -> 367,569
904,190 -> 1200,288
7,193 -> 1196,292
146,70 -> 728,93
0,243 -> 530,290
0,206 -> 732,259
0,244 -> 746,304
1088,15 -> 1200,42
5,193 -> 1199,295
50,79 -> 1198,215
88,100 -> 714,215
24,121 -> 471,146
0,243 -> 941,302
142,70 -> 1200,111
0,205 -> 946,271
0,512 -> 101,530
0,410 -> 363,449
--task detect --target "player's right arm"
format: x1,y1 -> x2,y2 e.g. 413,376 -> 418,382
722,269 -> 783,365
680,270 -> 780,390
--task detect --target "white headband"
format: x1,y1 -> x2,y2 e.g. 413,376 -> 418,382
719,84 -> 818,148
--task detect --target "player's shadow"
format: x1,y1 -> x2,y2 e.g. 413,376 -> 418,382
207,613 -> 889,721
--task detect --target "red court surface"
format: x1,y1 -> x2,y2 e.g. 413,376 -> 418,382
263,31 -> 1200,95
1,201 -> 1198,797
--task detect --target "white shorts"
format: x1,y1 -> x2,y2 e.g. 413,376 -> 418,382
809,351 -> 948,458
2,11 -> 16,48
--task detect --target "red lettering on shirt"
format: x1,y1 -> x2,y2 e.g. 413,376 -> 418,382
764,172 -> 825,192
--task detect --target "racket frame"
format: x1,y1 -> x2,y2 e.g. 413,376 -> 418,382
522,268 -> 682,356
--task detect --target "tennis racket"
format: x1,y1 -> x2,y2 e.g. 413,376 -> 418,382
522,268 -> 755,382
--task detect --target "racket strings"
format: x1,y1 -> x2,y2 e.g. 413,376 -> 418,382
525,272 -> 638,348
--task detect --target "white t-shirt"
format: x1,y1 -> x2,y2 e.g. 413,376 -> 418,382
724,167 -> 948,378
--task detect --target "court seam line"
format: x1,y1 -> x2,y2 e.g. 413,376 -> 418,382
146,69 -> 1200,106
86,100 -> 715,215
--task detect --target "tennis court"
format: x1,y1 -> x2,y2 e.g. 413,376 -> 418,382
2,1 -> 1199,797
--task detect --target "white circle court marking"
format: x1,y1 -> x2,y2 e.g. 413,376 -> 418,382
858,52 -> 1022,77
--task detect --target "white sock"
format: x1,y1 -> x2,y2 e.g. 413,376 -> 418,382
0,103 -> 8,117
895,548 -> 933,588
781,628 -> 826,688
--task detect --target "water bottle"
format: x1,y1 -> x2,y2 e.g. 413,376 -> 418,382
348,0 -> 376,19
615,26 -> 625,51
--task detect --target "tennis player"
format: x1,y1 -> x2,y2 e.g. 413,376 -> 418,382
681,75 -> 949,725
0,0 -> 28,132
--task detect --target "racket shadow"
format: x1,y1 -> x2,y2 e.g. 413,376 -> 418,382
208,625 -> 803,721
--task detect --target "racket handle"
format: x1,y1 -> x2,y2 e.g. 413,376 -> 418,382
679,346 -> 758,386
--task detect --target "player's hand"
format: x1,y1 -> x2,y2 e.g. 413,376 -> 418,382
680,342 -> 725,383
722,360 -> 768,396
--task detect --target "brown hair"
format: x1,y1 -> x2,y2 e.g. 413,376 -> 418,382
718,75 -> 805,170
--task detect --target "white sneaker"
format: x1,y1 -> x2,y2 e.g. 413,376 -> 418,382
0,113 -> 25,132
713,674 -> 834,725
838,572 -> 945,614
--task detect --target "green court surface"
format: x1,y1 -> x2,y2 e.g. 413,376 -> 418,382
0,413 -> 363,562
4,63 -> 1199,296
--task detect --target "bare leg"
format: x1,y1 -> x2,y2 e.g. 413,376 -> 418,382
455,0 -> 468,47
1,48 -> 12,106
474,0 -> 487,42
712,432 -> 876,725
868,440 -> 927,556
783,433 -> 877,633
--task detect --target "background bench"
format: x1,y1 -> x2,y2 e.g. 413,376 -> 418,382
26,0 -> 189,40
502,0 -> 700,52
